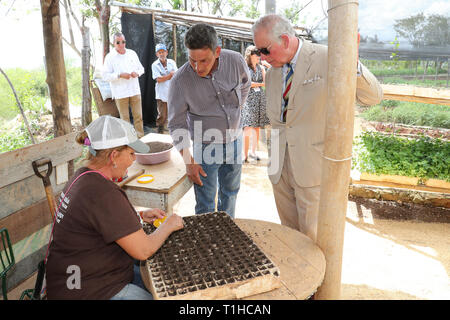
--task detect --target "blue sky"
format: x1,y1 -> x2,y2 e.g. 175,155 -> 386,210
0,0 -> 449,69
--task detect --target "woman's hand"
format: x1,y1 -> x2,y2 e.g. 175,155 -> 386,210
162,214 -> 185,232
141,208 -> 165,223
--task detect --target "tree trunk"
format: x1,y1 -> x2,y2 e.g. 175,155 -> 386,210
81,21 -> 92,127
40,0 -> 72,137
95,0 -> 111,61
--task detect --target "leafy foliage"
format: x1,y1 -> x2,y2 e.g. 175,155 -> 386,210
0,68 -> 47,120
359,101 -> 450,129
394,13 -> 450,47
353,132 -> 450,182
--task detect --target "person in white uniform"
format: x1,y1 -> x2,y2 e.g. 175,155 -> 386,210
151,43 -> 178,133
102,32 -> 145,138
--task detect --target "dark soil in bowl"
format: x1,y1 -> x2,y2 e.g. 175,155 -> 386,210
145,141 -> 173,154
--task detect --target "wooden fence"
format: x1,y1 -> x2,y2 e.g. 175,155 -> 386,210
0,133 -> 82,292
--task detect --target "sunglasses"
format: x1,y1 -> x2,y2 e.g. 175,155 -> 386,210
250,50 -> 261,56
116,40 -> 126,44
254,43 -> 273,56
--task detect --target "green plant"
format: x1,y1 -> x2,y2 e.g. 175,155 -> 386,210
0,68 -> 47,121
353,131 -> 450,182
359,101 -> 450,129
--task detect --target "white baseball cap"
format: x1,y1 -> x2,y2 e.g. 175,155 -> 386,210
85,115 -> 149,154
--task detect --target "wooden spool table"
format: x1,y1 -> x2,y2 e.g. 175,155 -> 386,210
123,133 -> 193,214
141,218 -> 326,300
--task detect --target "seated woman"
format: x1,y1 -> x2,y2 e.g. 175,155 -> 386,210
46,115 -> 184,300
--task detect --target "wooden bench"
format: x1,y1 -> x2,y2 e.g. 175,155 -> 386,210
0,133 -> 82,293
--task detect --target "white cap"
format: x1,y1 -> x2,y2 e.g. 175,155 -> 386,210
85,115 -> 149,153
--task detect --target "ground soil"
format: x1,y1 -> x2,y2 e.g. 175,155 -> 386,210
144,141 -> 173,154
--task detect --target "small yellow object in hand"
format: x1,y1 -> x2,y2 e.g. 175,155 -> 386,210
153,216 -> 167,228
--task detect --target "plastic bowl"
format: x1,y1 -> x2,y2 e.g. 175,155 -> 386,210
135,141 -> 174,165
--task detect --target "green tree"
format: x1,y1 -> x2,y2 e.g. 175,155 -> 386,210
423,14 -> 449,46
394,13 -> 426,47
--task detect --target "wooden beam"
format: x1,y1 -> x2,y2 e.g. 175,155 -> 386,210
381,84 -> 450,106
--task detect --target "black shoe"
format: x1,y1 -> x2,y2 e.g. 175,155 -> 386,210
244,157 -> 249,163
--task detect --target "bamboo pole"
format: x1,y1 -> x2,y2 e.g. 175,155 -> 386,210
314,0 -> 359,300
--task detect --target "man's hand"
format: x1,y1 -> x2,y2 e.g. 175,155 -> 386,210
186,163 -> 207,186
119,73 -> 131,80
131,71 -> 139,78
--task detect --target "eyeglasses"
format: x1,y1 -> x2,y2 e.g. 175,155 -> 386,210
255,43 -> 273,56
116,40 -> 126,45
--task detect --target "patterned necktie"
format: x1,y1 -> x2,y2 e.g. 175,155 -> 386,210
281,63 -> 294,122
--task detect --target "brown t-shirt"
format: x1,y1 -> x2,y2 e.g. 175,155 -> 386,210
46,167 -> 142,300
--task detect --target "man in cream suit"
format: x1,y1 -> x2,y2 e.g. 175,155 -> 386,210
252,14 -> 383,242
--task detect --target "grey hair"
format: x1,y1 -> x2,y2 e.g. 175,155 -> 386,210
184,23 -> 218,51
252,14 -> 296,42
113,32 -> 125,42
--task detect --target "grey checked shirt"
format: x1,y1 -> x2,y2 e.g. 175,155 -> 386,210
168,49 -> 251,150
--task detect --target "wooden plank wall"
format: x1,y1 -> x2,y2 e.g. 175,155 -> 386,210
0,132 -> 82,293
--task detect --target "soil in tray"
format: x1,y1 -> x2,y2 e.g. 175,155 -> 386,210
144,141 -> 173,154
142,212 -> 280,299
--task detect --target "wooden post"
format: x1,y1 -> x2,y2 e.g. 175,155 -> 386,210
265,0 -> 276,14
172,24 -> 177,63
414,60 -> 418,79
40,0 -> 72,137
81,20 -> 92,127
423,60 -> 429,80
447,58 -> 449,88
435,58 -> 439,82
315,0 -> 359,300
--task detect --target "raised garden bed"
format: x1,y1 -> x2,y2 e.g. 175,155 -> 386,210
351,172 -> 450,194
353,132 -> 450,183
351,131 -> 450,203
362,121 -> 450,141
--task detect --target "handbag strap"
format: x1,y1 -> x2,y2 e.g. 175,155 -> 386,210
44,170 -> 108,264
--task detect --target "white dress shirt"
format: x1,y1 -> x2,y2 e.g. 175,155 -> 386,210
102,49 -> 145,99
151,58 -> 178,102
